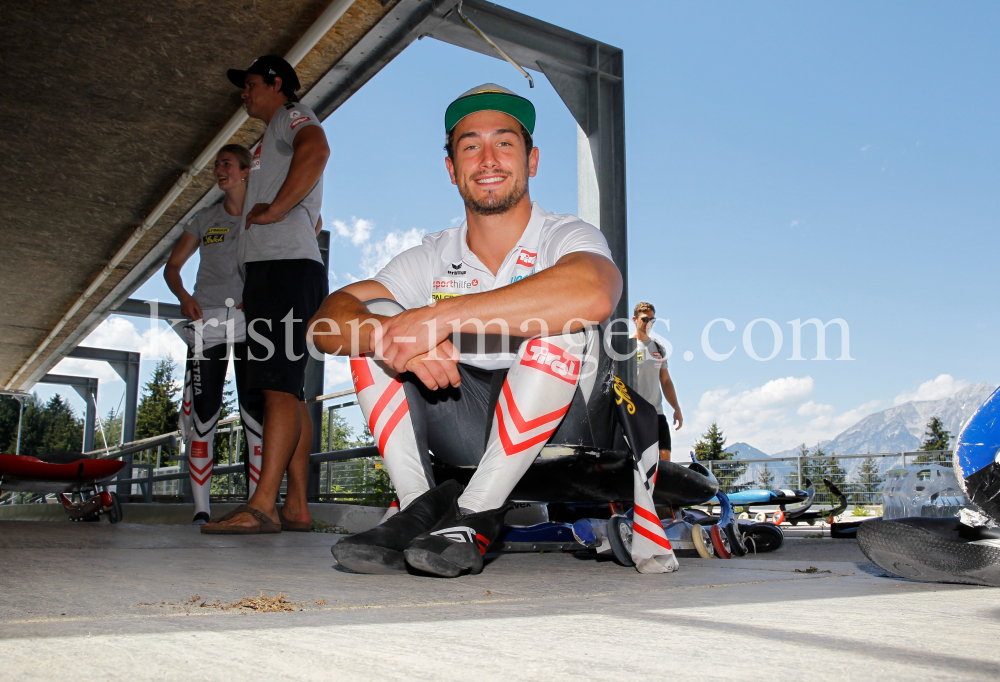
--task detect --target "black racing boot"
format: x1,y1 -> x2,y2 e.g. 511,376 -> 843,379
403,500 -> 511,578
332,480 -> 462,574
857,517 -> 1000,587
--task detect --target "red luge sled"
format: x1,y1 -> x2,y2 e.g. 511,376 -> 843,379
0,453 -> 126,522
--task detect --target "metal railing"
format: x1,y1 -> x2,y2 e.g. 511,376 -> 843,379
700,450 -> 953,506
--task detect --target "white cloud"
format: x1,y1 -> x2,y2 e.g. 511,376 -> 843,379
359,228 -> 425,279
790,220 -> 799,228
893,374 -> 970,406
670,376 -> 884,458
797,400 -> 833,417
331,216 -> 374,246
861,144 -> 872,152
449,216 -> 465,228
324,356 -> 352,391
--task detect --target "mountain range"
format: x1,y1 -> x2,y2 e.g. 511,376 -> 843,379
755,382 -> 996,458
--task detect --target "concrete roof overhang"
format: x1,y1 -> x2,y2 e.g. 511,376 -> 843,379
0,0 -> 396,389
2,0 -> 630,390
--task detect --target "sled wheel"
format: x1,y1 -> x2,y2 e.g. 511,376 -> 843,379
108,492 -> 123,524
738,512 -> 750,520
754,511 -> 766,522
607,515 -> 635,567
692,524 -> 715,558
710,524 -> 732,559
725,521 -> 748,556
807,519 -> 816,526
772,510 -> 786,525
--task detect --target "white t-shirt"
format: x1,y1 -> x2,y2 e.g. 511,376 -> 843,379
373,202 -> 614,370
238,101 -> 324,269
182,203 -> 242,309
635,337 -> 666,415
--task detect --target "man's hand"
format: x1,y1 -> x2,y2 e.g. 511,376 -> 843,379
245,202 -> 288,230
370,306 -> 451,373
180,294 -> 203,321
402,338 -> 461,390
673,410 -> 683,430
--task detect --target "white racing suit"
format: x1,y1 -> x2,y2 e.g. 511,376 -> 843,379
179,307 -> 264,518
351,299 -> 678,573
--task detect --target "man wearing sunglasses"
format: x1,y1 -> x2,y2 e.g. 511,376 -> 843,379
632,302 -> 682,460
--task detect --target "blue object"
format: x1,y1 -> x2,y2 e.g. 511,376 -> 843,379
955,386 -> 1000,522
572,519 -> 598,546
500,522 -> 579,544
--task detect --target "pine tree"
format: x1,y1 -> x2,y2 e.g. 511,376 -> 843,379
917,416 -> 951,463
756,462 -> 775,489
135,358 -> 180,441
801,445 -> 847,506
95,407 -> 123,451
0,393 -> 84,457
856,456 -> 883,505
694,422 -> 729,460
694,421 -> 746,490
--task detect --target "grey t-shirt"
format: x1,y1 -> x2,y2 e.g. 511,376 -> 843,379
183,203 -> 243,308
238,101 -> 324,268
635,337 -> 666,415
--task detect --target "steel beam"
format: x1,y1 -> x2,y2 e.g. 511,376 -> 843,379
113,299 -> 187,340
67,346 -> 140,496
38,374 -> 99,452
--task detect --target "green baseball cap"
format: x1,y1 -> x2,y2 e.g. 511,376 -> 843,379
445,83 -> 536,134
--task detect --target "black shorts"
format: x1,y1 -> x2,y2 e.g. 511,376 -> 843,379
656,414 -> 672,451
243,258 -> 328,399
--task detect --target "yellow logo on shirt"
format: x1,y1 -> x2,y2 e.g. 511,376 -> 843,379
432,293 -> 462,301
203,234 -> 225,246
206,226 -> 230,234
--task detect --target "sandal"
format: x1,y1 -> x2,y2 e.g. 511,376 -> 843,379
200,504 -> 281,534
278,506 -> 312,532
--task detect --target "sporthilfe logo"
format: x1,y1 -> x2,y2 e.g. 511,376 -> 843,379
520,339 -> 580,384
516,249 -> 536,268
290,116 -> 312,130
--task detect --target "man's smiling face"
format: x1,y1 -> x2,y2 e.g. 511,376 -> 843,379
446,110 -> 538,216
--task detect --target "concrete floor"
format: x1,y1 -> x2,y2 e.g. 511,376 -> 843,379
2,520 -> 999,681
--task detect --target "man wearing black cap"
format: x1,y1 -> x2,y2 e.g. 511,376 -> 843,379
308,85 -> 678,577
202,56 -> 329,534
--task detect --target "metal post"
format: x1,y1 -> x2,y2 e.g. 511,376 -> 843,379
39,374 -> 100,452
66,347 -> 140,497
305,230 -> 330,500
14,397 -> 24,456
797,453 -> 802,489
327,406 -> 334,452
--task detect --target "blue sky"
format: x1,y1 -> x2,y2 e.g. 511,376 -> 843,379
35,1 -> 999,456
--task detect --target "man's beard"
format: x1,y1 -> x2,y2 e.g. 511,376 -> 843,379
458,171 -> 529,216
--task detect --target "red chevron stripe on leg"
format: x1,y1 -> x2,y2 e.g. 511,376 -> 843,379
189,460 -> 213,476
495,404 -> 560,456
191,464 -> 213,486
369,376 -> 404,431
501,383 -> 571,432
377,400 -> 409,455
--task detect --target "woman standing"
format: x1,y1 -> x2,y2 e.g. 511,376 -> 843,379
164,144 -> 265,524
